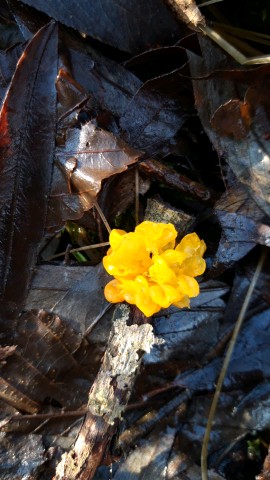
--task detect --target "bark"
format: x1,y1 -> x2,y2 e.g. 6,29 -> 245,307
54,304 -> 157,479
164,0 -> 205,31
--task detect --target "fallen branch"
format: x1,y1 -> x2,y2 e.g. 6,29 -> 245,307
54,304 -> 157,479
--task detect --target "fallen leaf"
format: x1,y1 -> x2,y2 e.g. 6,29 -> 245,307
47,122 -> 141,231
145,280 -> 228,366
0,310 -> 91,414
56,68 -> 89,121
8,5 -> 143,121
0,22 -> 57,318
0,433 -> 45,479
59,32 -> 192,157
212,182 -> 270,270
188,37 -> 270,217
19,0 -> 183,54
211,99 -> 252,141
25,263 -> 111,336
0,43 -> 25,103
119,71 -> 191,155
176,307 -> 270,392
0,2 -> 24,49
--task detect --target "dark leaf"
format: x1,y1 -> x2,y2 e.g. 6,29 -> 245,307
61,32 -> 191,157
19,0 -> 183,54
26,263 -> 111,336
179,392 -> 253,468
47,122 -> 141,231
211,99 -> 252,141
14,310 -> 87,380
233,381 -> 270,431
211,76 -> 270,142
0,310 -> 91,414
119,71 -> 191,155
56,68 -> 89,120
7,0 -> 50,41
63,31 -> 141,118
0,433 -> 45,479
144,280 -> 228,367
0,22 -> 57,317
188,37 -> 270,217
0,43 -> 25,104
177,308 -> 270,393
61,30 -> 192,156
212,182 -> 270,270
0,1 -> 24,49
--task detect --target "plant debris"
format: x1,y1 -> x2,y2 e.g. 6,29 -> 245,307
0,1 -> 269,479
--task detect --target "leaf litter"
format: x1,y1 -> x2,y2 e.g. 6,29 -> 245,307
0,1 -> 269,479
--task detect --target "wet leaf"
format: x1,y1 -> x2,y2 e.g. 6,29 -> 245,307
14,310 -> 87,380
0,310 -> 91,414
0,43 -> 25,103
0,2 -> 24,49
47,122 -> 141,231
177,307 -> 270,393
0,433 -> 45,479
60,32 -> 191,157
211,99 -> 252,141
63,31 -> 141,119
7,0 -> 49,42
233,381 -> 270,432
56,68 -> 89,120
212,182 -> 270,270
188,37 -> 270,217
179,392 -> 257,471
119,71 -> 191,155
144,280 -> 228,366
0,22 -> 57,317
26,263 -> 111,336
60,30 -> 192,156
20,0 -> 183,54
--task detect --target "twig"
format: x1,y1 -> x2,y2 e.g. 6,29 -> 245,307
135,167 -> 140,225
93,200 -> 111,234
139,159 -> 213,202
47,242 -> 110,261
54,304 -> 157,479
201,247 -> 268,480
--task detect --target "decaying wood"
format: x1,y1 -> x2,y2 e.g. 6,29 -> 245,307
164,0 -> 205,31
54,304 -> 157,480
139,159 -> 213,202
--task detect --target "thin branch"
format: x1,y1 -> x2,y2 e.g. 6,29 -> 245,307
47,242 -> 110,261
93,200 -> 111,234
135,167 -> 140,225
54,304 -> 157,480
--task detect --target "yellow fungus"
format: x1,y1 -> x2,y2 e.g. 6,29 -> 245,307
103,221 -> 206,317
